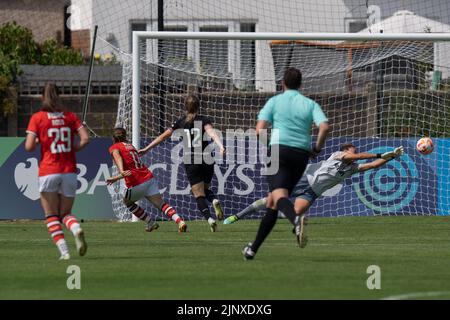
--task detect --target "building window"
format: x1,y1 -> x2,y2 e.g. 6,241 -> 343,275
160,26 -> 190,68
348,20 -> 367,33
139,21 -> 258,89
130,22 -> 147,54
240,23 -> 256,90
199,26 -> 229,76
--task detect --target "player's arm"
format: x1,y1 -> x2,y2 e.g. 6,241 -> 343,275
313,122 -> 330,155
205,124 -> 226,155
357,158 -> 390,172
73,127 -> 90,152
342,152 -> 381,162
106,149 -> 131,185
25,115 -> 39,152
356,146 -> 404,172
311,102 -> 329,156
256,97 -> 274,139
255,120 -> 269,136
138,128 -> 173,156
343,146 -> 405,162
25,133 -> 38,152
255,120 -> 271,148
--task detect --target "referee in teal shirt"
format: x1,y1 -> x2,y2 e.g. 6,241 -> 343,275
244,68 -> 330,259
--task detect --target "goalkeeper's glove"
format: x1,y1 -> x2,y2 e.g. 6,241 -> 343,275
381,146 -> 404,160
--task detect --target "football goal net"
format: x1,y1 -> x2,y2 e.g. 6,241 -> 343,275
110,31 -> 450,221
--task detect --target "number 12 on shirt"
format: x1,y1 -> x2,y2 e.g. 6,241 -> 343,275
184,128 -> 202,148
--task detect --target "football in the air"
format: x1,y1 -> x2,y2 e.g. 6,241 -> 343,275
416,137 -> 434,155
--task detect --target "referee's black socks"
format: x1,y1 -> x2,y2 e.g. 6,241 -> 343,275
196,196 -> 212,219
276,198 -> 297,225
251,208 -> 278,253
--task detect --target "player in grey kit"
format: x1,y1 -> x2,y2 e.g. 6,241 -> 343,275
230,143 -> 404,251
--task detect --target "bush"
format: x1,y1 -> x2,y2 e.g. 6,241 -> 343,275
39,39 -> 84,66
0,22 -> 85,116
94,53 -> 119,66
0,76 -> 17,116
0,21 -> 38,66
382,92 -> 450,138
0,22 -> 32,116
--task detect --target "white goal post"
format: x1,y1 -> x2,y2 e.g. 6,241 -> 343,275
114,30 -> 450,221
131,31 -> 450,148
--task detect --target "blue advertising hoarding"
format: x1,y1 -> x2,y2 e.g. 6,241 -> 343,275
0,138 -> 115,220
0,137 -> 448,220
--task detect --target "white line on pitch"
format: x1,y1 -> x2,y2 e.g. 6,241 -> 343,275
381,291 -> 450,300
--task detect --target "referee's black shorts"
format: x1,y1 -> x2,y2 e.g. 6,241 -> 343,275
266,144 -> 310,194
184,163 -> 215,186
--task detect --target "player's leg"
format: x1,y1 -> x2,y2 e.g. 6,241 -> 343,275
204,185 -> 216,202
292,185 -> 318,247
41,193 -> 70,259
266,146 -> 299,225
244,146 -> 309,258
294,198 -> 311,216
204,164 -> 223,221
39,174 -> 70,259
244,152 -> 290,259
186,164 -> 217,231
123,182 -> 159,232
248,172 -> 294,256
244,194 -> 279,259
124,198 -> 159,232
145,192 -> 187,233
289,176 -> 313,231
60,196 -> 87,256
205,184 -> 223,221
59,173 -> 87,256
224,197 -> 267,225
273,147 -> 310,247
271,187 -> 296,223
293,197 -> 312,248
191,182 -> 217,232
203,164 -> 216,203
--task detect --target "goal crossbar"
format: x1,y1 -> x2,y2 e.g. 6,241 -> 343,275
132,31 -> 450,148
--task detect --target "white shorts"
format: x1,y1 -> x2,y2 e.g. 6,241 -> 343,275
38,173 -> 78,198
123,178 -> 160,203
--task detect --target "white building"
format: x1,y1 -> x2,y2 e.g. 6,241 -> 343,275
359,10 -> 450,79
69,0 -> 450,90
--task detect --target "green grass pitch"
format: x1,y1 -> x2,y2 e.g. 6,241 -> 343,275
1,216 -> 449,300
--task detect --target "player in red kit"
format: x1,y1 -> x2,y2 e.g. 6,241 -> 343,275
25,84 -> 89,260
106,128 -> 187,232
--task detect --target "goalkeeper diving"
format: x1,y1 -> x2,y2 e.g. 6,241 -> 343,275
225,143 -> 404,242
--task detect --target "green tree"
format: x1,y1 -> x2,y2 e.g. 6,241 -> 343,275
0,21 -> 38,66
0,22 -> 33,116
39,39 -> 84,66
0,22 -> 85,117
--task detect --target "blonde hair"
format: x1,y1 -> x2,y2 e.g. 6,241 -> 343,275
41,83 -> 63,112
185,95 -> 200,123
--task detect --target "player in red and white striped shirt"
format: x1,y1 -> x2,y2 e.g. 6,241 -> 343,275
107,128 -> 187,232
25,84 -> 90,260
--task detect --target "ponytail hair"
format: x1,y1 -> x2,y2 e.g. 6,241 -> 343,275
185,95 -> 200,124
41,83 -> 63,112
113,127 -> 127,143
